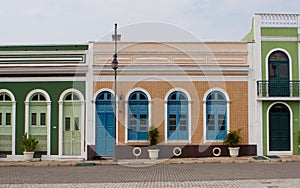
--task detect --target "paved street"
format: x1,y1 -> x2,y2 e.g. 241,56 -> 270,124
0,162 -> 300,187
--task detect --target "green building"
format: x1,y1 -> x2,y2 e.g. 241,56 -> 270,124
0,45 -> 89,160
245,13 -> 300,156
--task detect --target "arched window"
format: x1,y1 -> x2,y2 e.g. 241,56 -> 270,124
28,92 -> 48,153
0,92 -> 13,153
167,91 -> 188,140
268,50 -> 290,96
206,91 -> 227,140
128,91 -> 149,141
64,93 -> 80,101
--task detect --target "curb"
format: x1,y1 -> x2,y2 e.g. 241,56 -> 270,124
1,156 -> 300,167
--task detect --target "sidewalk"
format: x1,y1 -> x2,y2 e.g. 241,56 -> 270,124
1,155 -> 300,167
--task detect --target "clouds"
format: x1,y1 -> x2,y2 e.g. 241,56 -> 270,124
0,0 -> 299,44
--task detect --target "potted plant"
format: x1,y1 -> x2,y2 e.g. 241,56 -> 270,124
147,126 -> 160,160
223,129 -> 242,157
20,133 -> 39,161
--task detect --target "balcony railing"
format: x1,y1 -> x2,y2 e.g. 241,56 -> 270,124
257,80 -> 300,97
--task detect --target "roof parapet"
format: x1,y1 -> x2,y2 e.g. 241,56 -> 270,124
256,13 -> 299,27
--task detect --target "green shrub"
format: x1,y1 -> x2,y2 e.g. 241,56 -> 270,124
20,133 -> 39,152
148,126 -> 159,146
223,129 -> 242,147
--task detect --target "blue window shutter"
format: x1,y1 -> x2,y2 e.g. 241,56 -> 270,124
206,91 -> 227,141
167,91 -> 188,141
128,91 -> 149,141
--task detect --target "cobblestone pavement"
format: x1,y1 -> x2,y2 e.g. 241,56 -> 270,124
0,162 -> 300,187
1,179 -> 300,188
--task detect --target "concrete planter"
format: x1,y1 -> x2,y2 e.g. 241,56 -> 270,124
147,149 -> 159,160
23,151 -> 34,161
228,147 -> 240,157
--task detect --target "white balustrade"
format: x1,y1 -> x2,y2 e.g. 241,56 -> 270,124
259,14 -> 298,27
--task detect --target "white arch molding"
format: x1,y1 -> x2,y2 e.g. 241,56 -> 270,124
266,102 -> 293,155
265,48 -> 293,81
125,88 -> 152,143
0,89 -> 16,155
164,88 -> 192,144
24,89 -> 51,156
58,88 -> 85,158
202,88 -> 231,143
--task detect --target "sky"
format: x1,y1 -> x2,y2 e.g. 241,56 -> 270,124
0,0 -> 299,45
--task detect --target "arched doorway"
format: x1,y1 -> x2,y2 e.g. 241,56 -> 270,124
127,91 -> 149,141
62,92 -> 82,155
25,90 -> 51,155
269,103 -> 291,152
167,91 -> 188,141
0,90 -> 15,155
268,50 -> 290,96
95,91 -> 115,156
206,91 -> 227,141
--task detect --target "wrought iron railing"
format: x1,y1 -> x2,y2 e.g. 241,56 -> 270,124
257,80 -> 300,97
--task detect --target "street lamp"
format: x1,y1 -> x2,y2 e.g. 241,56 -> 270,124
111,23 -> 118,163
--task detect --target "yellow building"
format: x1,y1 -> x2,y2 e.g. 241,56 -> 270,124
87,41 -> 254,159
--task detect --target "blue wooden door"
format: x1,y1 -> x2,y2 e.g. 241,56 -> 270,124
95,92 -> 115,156
206,91 -> 227,140
167,91 -> 188,140
128,91 -> 148,141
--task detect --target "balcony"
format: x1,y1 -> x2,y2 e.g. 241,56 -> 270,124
257,81 -> 300,98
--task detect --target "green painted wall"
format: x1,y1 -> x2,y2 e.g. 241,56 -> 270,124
262,101 -> 300,155
260,27 -> 300,155
261,28 -> 298,37
242,18 -> 254,42
0,81 -> 85,155
261,41 -> 299,80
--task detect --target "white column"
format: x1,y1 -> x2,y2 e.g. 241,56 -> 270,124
86,42 -> 94,148
46,101 -> 51,156
11,101 -> 16,155
24,102 -> 29,135
81,101 -> 85,158
58,101 -> 63,157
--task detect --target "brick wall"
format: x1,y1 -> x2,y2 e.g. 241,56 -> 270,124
94,80 -> 248,145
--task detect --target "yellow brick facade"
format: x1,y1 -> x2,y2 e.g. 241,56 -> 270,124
94,80 -> 248,145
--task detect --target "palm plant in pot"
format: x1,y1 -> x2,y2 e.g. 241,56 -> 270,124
147,126 -> 160,160
223,129 -> 242,157
20,133 -> 39,161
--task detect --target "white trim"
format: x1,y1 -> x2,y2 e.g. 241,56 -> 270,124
58,88 -> 85,158
0,77 -> 86,82
247,43 -> 257,145
0,57 -> 83,61
266,102 -> 293,155
93,88 -> 119,146
209,57 -> 245,61
85,42 -> 94,156
0,51 -> 88,55
125,88 -> 151,144
261,36 -> 298,42
0,89 -> 16,155
135,57 -> 169,61
253,14 -> 263,156
24,89 -> 51,156
202,88 -> 230,143
164,88 -> 192,144
93,76 -> 248,82
257,97 -> 300,101
265,48 -> 293,81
